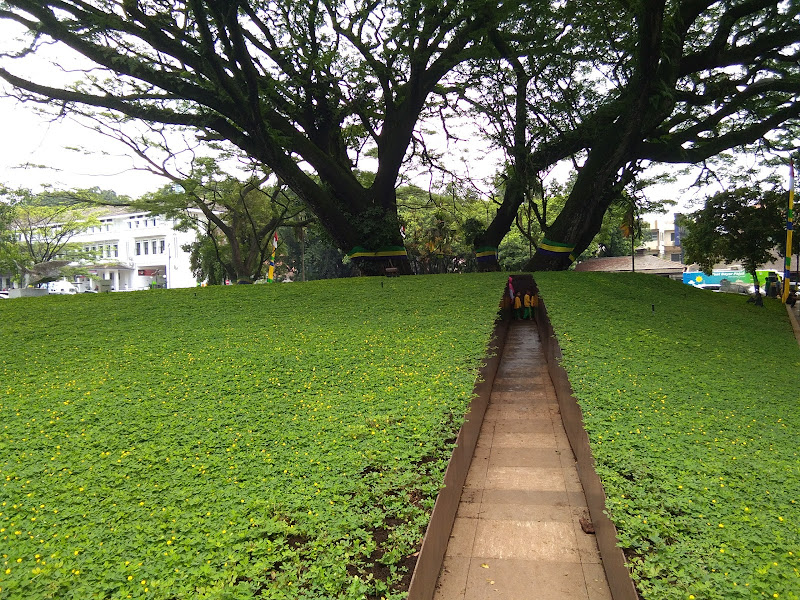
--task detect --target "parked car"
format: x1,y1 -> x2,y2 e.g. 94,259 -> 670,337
0,291 -> 8,299
47,281 -> 78,295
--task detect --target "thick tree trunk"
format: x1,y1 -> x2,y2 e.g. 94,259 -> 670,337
525,155 -> 628,271
475,253 -> 501,271
495,1 -> 675,273
353,254 -> 413,276
327,181 -> 413,276
472,170 -> 528,272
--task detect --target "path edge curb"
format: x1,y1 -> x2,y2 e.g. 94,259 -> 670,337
785,303 -> 800,346
406,316 -> 510,600
537,299 -> 640,600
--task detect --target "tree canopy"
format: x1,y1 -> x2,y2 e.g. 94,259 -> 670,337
0,187 -> 100,284
0,0 -> 797,272
681,182 -> 789,298
447,0 -> 800,269
0,0 -> 511,273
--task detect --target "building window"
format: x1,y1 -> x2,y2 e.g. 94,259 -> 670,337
671,253 -> 681,262
136,242 -> 141,255
114,244 -> 119,258
160,240 -> 165,254
143,242 -> 149,255
128,222 -> 132,229
152,240 -> 157,254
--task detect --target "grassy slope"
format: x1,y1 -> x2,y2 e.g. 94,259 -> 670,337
0,273 -> 507,600
535,272 -> 800,600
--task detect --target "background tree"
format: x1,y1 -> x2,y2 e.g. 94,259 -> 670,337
681,183 -> 788,302
135,160 -> 309,284
0,201 -> 19,281
396,183 -> 488,274
280,222 -> 355,281
183,233 -> 229,286
0,187 -> 100,285
70,121 -> 313,284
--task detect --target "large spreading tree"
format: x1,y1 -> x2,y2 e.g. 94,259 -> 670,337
445,0 -> 800,269
0,0 -> 513,274
0,0 -> 797,272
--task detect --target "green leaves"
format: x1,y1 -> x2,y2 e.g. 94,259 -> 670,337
0,273 -> 507,599
682,186 -> 787,280
537,272 -> 800,599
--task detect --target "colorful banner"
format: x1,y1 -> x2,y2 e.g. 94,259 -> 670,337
782,159 -> 795,302
267,231 -> 278,283
538,238 -> 575,256
475,246 -> 499,263
683,270 -> 788,290
345,246 -> 408,261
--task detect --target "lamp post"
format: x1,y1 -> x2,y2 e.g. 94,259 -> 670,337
782,158 -> 795,303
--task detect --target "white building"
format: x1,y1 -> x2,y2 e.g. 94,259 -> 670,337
0,206 -> 199,291
73,207 -> 198,291
643,214 -> 683,262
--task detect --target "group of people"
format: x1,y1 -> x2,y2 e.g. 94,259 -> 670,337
513,289 -> 538,320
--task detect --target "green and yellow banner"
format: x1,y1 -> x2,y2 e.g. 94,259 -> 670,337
346,246 -> 408,261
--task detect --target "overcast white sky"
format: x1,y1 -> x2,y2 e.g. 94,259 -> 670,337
0,15 -> 792,221
0,17 -> 716,213
0,17 -> 168,198
0,87 -> 727,219
0,93 -> 168,197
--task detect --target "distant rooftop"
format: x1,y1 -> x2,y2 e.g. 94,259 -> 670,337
94,205 -> 142,217
574,255 -> 684,276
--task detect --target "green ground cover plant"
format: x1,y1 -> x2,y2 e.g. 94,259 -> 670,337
535,272 -> 800,600
0,273 -> 507,600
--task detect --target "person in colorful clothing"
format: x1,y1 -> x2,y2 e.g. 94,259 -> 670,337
523,290 -> 532,320
530,289 -> 539,321
513,291 -> 523,319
